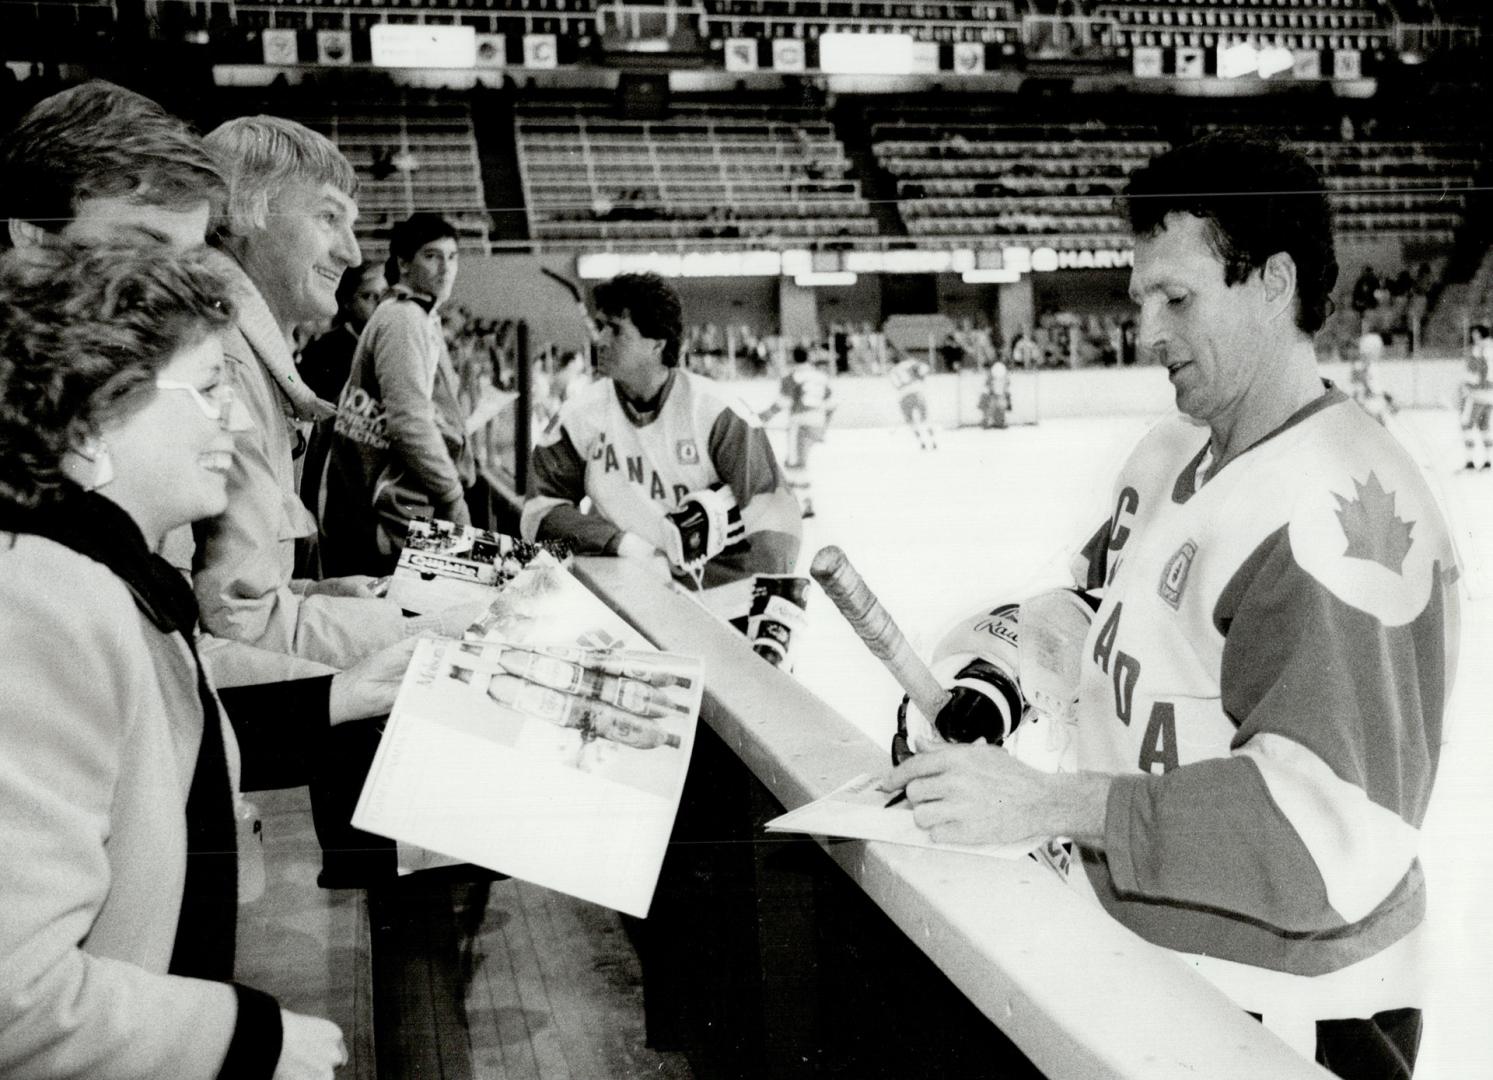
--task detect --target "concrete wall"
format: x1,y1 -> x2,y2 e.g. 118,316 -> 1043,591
449,252 -> 593,354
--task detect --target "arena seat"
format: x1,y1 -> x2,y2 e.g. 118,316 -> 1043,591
250,94 -> 492,257
517,104 -> 877,249
1092,0 -> 1388,52
1297,138 -> 1479,242
701,0 -> 1022,44
872,112 -> 1161,249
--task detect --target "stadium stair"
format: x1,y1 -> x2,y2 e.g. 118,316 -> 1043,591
470,85 -> 530,245
830,97 -> 906,239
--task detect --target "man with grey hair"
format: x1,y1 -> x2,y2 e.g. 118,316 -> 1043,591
188,115 -> 418,668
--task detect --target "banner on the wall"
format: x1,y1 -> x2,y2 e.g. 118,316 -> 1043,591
1132,46 -> 1164,78
316,30 -> 352,66
724,37 -> 759,71
772,38 -> 805,73
261,28 -> 299,66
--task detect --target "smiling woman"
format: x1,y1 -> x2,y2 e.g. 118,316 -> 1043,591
0,242 -> 235,524
0,241 -> 351,1080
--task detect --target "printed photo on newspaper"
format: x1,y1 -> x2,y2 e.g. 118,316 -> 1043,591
353,560 -> 704,916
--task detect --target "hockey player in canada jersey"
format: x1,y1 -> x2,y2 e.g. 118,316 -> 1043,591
1458,323 -> 1492,470
522,272 -> 801,589
887,349 -> 937,449
759,346 -> 834,517
880,136 -> 1458,1080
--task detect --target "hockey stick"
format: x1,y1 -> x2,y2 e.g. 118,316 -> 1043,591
809,545 -> 950,725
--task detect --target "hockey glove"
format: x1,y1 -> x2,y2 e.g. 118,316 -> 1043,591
661,484 -> 745,572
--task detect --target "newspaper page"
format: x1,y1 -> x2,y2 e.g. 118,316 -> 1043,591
354,560 -> 704,916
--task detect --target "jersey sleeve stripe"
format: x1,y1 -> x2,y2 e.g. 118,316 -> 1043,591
1237,733 -> 1421,924
1218,526 -> 1445,826
521,426 -> 588,542
1104,758 -> 1344,934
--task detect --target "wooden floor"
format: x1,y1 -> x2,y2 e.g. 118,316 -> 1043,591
236,787 -> 694,1080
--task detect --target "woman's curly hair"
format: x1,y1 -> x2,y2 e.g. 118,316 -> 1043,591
0,242 -> 235,510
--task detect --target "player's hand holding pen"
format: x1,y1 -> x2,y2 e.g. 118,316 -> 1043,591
877,744 -> 1110,849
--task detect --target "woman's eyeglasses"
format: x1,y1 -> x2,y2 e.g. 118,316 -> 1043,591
156,378 -> 238,424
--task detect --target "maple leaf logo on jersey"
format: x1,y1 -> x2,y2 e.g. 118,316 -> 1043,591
1332,472 -> 1415,574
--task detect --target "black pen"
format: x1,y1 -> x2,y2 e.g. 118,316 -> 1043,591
883,790 -> 908,809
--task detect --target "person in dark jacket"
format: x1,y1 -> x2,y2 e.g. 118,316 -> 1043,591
0,242 -> 410,1079
323,213 -> 476,575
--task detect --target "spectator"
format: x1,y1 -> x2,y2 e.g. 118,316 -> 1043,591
323,213 -> 476,576
197,114 -> 414,667
1010,330 -> 1042,369
1406,263 -> 1433,354
0,241 -> 357,1080
1351,266 -> 1380,329
297,261 -> 386,523
0,77 -> 476,896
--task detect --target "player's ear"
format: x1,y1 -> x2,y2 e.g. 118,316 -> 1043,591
1262,251 -> 1297,321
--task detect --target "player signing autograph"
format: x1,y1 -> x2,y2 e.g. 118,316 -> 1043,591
882,134 -> 1458,1080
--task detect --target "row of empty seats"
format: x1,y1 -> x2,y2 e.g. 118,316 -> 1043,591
1098,0 -> 1392,51
517,109 -> 875,246
865,110 -> 1482,249
705,0 -> 1015,19
142,0 -> 597,43
1095,1 -> 1381,32
1297,138 -> 1480,243
272,97 -> 491,257
872,119 -> 1160,242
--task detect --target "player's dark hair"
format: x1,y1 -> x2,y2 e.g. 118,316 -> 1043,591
390,212 -> 458,263
0,81 -> 224,244
1121,132 -> 1338,335
593,272 -> 683,368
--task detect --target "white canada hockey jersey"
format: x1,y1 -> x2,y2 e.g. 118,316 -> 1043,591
773,364 -> 833,431
1070,387 -> 1458,1031
522,370 -> 801,587
888,357 -> 929,398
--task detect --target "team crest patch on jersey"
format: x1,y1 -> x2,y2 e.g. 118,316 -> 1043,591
676,439 -> 699,465
1158,540 -> 1197,609
1333,472 -> 1414,574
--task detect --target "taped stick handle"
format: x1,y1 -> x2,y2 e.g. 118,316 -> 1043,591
810,545 -> 951,723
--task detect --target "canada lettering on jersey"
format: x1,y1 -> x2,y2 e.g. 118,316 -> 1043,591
1093,476 -> 1184,775
1105,485 -> 1139,586
591,431 -> 690,505
1090,601 -> 1179,774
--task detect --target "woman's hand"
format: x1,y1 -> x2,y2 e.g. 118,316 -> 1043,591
327,637 -> 419,724
303,575 -> 385,599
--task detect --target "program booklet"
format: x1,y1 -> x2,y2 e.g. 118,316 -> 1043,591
353,561 -> 703,917
385,518 -> 572,615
